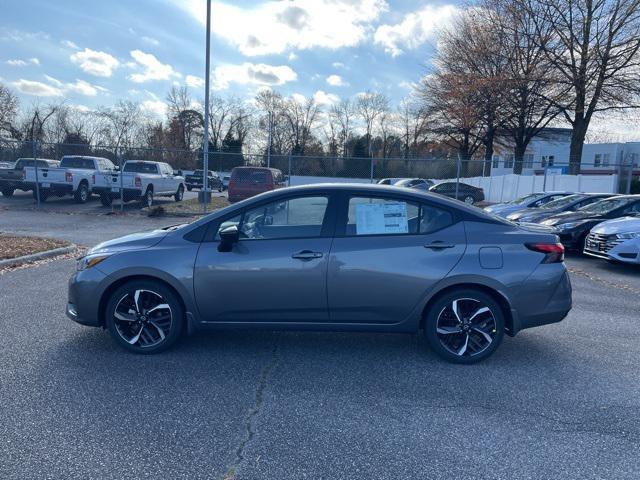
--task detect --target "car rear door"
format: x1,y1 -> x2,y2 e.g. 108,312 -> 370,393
327,193 -> 466,324
193,192 -> 337,323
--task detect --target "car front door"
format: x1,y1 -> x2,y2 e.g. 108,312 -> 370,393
193,193 -> 336,323
327,194 -> 466,324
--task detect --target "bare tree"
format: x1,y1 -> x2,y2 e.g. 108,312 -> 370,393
0,83 -> 19,139
98,101 -> 141,153
356,91 -> 389,156
397,97 -> 429,158
282,95 -> 321,155
330,99 -> 356,157
524,0 -> 640,172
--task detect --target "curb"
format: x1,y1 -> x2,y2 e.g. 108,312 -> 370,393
0,245 -> 77,269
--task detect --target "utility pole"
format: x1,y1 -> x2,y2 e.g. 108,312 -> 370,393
201,0 -> 212,211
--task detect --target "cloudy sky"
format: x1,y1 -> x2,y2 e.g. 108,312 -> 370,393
0,0 -> 460,117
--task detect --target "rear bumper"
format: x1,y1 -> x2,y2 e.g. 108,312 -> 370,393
511,267 -> 572,335
92,186 -> 142,198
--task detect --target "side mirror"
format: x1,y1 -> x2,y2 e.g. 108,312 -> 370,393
218,224 -> 239,252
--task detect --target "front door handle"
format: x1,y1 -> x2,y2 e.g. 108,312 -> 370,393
291,250 -> 324,260
424,242 -> 455,250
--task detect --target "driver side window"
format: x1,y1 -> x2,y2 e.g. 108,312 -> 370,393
217,196 -> 329,240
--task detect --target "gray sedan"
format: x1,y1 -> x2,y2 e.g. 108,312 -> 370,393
68,184 -> 572,363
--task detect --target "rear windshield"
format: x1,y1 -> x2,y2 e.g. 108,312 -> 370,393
60,157 -> 96,169
124,162 -> 158,173
579,197 -> 635,214
541,194 -> 585,209
233,169 -> 271,184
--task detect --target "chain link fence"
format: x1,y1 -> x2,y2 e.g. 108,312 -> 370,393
1,139 -> 638,209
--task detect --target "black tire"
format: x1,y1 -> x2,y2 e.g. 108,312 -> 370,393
463,195 -> 475,205
105,280 -> 184,354
142,187 -> 153,208
74,182 -> 89,204
174,184 -> 184,202
424,289 -> 504,364
1,187 -> 14,197
32,189 -> 48,202
186,185 -> 193,192
100,193 -> 113,207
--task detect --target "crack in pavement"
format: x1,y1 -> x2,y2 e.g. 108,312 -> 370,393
223,337 -> 280,480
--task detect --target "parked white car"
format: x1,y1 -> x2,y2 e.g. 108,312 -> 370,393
24,155 -> 116,203
93,160 -> 185,207
584,215 -> 640,264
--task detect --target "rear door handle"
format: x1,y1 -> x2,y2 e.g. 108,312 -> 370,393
292,250 -> 324,260
424,242 -> 455,250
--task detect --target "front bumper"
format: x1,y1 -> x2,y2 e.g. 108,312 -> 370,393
584,236 -> 640,264
67,267 -> 108,327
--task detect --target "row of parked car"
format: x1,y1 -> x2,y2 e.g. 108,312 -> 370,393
0,156 -> 230,207
377,177 -> 486,205
485,192 -> 640,265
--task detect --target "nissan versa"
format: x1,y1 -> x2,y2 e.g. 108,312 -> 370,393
68,184 -> 572,364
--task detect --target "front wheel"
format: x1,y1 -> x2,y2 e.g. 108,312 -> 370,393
105,280 -> 184,353
174,184 -> 184,202
1,187 -> 14,197
424,289 -> 504,364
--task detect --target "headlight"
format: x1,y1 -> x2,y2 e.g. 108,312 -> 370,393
76,254 -> 110,271
616,232 -> 640,239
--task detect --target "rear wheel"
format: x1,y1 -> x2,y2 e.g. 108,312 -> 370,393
105,280 -> 184,354
1,187 -> 14,197
74,182 -> 89,203
424,289 -> 504,364
463,195 -> 475,205
100,193 -> 113,207
142,187 -> 153,208
174,184 -> 184,202
186,185 -> 193,192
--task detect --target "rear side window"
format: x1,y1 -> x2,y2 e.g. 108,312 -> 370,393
60,157 -> 96,169
232,169 -> 270,184
346,197 -> 453,236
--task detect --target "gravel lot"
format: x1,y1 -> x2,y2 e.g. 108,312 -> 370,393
1,210 -> 639,479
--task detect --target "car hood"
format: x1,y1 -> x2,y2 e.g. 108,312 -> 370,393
591,216 -> 640,234
89,227 -> 171,254
541,211 -> 603,226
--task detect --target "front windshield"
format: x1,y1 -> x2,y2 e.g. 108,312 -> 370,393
578,197 -> 632,214
541,194 -> 584,209
509,193 -> 545,205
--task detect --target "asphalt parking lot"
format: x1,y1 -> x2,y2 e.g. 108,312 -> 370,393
1,210 -> 639,479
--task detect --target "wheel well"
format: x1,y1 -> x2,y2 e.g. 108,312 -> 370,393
420,283 -> 514,334
98,275 -> 187,328
79,179 -> 89,187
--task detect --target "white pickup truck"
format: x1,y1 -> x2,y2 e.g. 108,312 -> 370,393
93,160 -> 185,207
24,155 -> 116,203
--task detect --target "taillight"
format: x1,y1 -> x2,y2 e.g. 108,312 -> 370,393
526,243 -> 565,263
65,172 -> 73,183
135,176 -> 142,187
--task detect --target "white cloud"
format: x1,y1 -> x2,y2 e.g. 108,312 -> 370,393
374,4 -> 458,57
141,99 -> 168,118
326,74 -> 348,87
185,74 -> 205,88
12,79 -> 63,97
313,90 -> 339,105
128,50 -> 180,83
6,58 -> 39,67
70,104 -> 92,113
70,48 -> 119,77
176,0 -> 388,56
61,40 -> 79,50
288,52 -> 298,61
66,79 -> 102,96
141,36 -> 160,46
213,63 -> 297,89
332,62 -> 345,69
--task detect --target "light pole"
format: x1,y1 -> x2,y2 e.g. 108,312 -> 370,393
201,0 -> 212,209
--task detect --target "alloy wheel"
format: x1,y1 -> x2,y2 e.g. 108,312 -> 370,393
113,289 -> 172,349
436,298 -> 497,357
464,195 -> 474,204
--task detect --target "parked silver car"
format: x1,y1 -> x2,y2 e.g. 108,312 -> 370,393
67,184 -> 572,363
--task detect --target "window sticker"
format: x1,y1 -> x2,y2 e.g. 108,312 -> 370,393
355,202 -> 409,235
